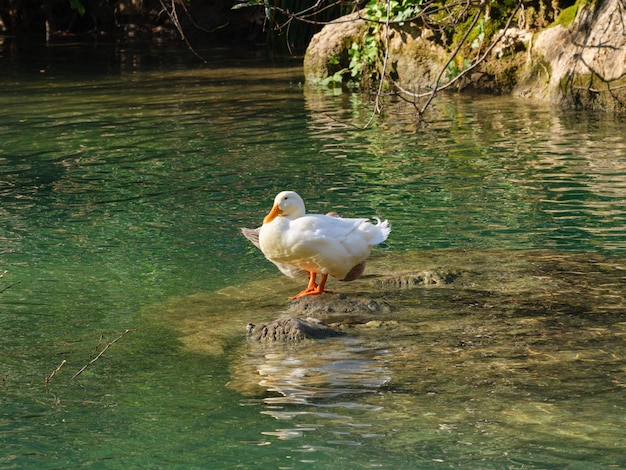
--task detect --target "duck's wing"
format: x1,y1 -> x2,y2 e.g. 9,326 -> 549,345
289,214 -> 389,246
241,227 -> 261,249
242,227 -> 307,279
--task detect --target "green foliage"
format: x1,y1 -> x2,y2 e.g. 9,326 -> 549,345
232,0 -> 272,20
69,0 -> 86,16
347,0 -> 423,82
445,58 -> 471,81
348,36 -> 379,79
364,0 -> 422,25
452,7 -> 494,52
447,3 -> 506,80
232,0 -> 263,8
470,17 -> 485,50
319,68 -> 349,87
318,0 -> 526,90
553,3 -> 579,28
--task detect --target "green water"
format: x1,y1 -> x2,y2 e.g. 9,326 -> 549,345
0,39 -> 625,468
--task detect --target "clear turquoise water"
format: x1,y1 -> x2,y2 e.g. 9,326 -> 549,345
0,39 -> 625,468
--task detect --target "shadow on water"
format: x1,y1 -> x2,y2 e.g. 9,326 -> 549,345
141,248 -> 626,468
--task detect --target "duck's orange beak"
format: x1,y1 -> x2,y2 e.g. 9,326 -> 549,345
263,204 -> 283,224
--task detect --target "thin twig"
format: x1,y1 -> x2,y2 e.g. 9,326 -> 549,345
434,0 -> 523,93
45,359 -> 66,392
345,0 -> 523,126
361,0 -> 393,129
0,281 -> 20,294
89,334 -> 105,361
158,0 -> 207,63
0,270 -> 17,293
395,0 -> 523,109
573,83 -> 626,91
72,329 -> 134,380
417,0 -> 487,116
374,0 -> 392,115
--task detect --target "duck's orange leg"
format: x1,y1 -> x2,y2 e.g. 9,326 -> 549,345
289,272 -> 332,300
289,272 -> 317,300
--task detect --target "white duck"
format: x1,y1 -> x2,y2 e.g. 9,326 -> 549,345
258,191 -> 390,299
242,212 -> 366,282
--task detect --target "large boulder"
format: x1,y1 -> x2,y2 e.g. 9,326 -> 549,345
386,25 -> 448,91
515,0 -> 626,111
303,11 -> 447,89
303,12 -> 368,83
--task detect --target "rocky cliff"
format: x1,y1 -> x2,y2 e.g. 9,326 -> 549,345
515,0 -> 626,110
304,0 -> 626,112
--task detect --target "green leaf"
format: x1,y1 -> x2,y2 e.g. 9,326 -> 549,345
232,1 -> 262,10
69,0 -> 85,16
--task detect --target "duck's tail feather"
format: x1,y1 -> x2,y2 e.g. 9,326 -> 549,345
366,217 -> 391,245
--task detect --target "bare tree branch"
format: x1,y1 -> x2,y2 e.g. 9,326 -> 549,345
158,0 -> 207,63
393,0 -> 524,118
416,0 -> 488,117
0,281 -> 20,294
45,359 -> 67,393
72,329 -> 134,380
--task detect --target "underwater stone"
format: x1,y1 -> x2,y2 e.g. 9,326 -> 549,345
289,294 -> 391,315
373,270 -> 460,289
246,317 -> 343,342
284,294 -> 393,327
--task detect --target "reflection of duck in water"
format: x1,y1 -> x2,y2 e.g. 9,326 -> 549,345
248,191 -> 390,299
232,338 -> 392,404
241,340 -> 393,442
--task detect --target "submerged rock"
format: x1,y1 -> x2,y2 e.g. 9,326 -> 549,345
138,248 -> 626,461
246,316 -> 343,342
288,293 -> 391,325
138,249 -> 626,355
228,335 -> 392,398
373,270 -> 460,289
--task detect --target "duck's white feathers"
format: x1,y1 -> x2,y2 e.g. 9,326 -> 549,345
258,191 -> 390,281
241,227 -> 308,279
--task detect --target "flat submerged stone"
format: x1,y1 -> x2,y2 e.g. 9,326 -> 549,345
139,249 -> 626,355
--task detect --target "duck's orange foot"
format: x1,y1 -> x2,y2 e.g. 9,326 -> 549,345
289,273 -> 331,300
289,286 -> 333,300
289,285 -> 316,300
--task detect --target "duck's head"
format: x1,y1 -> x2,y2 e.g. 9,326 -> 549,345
263,191 -> 306,224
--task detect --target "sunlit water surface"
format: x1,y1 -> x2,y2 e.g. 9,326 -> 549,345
0,39 -> 625,468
